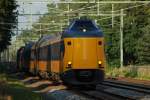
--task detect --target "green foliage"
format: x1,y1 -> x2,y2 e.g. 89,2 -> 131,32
0,0 -> 18,52
105,4 -> 150,66
0,63 -> 9,73
3,84 -> 42,100
0,74 -> 42,100
124,67 -> 138,78
106,66 -> 150,80
123,5 -> 150,65
137,26 -> 150,64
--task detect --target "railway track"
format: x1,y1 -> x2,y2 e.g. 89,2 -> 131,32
78,80 -> 150,100
19,75 -> 150,100
103,79 -> 150,94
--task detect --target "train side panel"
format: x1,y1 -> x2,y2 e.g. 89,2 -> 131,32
38,46 -> 48,72
50,42 -> 61,73
30,45 -> 36,74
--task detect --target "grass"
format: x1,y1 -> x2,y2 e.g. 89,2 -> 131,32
0,81 -> 42,100
106,65 -> 150,80
0,63 -> 43,100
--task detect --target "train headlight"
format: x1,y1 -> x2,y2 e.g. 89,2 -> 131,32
83,29 -> 86,32
68,61 -> 72,65
66,61 -> 72,69
98,61 -> 102,65
98,61 -> 104,68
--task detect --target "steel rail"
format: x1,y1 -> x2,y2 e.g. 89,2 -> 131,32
103,80 -> 150,94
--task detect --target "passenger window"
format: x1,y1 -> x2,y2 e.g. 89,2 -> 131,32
98,41 -> 102,45
67,41 -> 71,45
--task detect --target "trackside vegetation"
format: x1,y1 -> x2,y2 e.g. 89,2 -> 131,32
0,64 -> 42,100
106,65 -> 150,80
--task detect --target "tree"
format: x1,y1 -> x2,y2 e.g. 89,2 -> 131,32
137,25 -> 150,64
0,0 -> 18,52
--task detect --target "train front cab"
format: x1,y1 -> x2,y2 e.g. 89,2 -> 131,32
61,19 -> 105,85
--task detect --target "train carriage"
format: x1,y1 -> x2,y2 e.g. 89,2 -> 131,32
35,35 -> 62,80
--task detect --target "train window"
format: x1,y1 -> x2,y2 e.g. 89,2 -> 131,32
67,41 -> 71,45
51,43 -> 61,60
39,47 -> 48,60
98,41 -> 102,45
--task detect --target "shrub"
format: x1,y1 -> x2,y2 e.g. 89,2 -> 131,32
106,65 -> 150,80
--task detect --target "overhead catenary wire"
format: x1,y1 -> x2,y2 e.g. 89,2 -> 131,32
2,3 -> 149,34
4,2 -> 149,26
3,2 -> 148,34
96,3 -> 149,22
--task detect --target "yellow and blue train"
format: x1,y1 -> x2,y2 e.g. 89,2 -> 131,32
17,19 -> 106,86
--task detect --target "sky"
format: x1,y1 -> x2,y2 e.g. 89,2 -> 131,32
12,0 -> 62,41
17,0 -> 49,32
11,0 -> 50,41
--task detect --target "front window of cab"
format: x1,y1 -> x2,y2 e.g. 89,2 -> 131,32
69,20 -> 98,32
62,19 -> 103,38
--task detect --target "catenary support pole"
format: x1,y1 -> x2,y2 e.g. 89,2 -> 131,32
120,9 -> 124,68
112,4 -> 114,28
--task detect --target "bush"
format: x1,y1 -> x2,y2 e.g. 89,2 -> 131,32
124,67 -> 138,78
106,65 -> 150,80
0,63 -> 7,73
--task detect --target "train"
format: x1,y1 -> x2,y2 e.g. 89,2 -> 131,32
17,18 -> 106,87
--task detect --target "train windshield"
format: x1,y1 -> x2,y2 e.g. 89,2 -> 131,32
70,20 -> 98,32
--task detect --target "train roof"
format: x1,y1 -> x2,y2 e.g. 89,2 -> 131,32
62,19 -> 103,38
38,34 -> 56,43
37,34 -> 61,48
